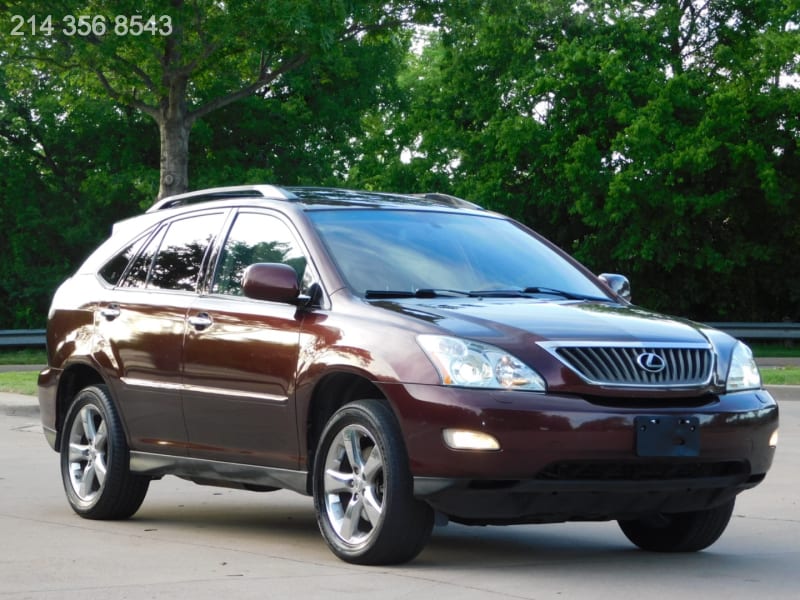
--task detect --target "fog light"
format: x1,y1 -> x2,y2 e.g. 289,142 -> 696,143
443,429 -> 500,451
769,429 -> 779,448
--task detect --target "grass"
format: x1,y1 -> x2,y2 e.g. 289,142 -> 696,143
751,343 -> 800,358
0,348 -> 46,365
0,365 -> 798,397
760,366 -> 800,386
0,371 -> 39,396
1,342 -> 798,395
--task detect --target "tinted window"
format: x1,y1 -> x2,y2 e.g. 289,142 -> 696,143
119,213 -> 222,291
120,227 -> 165,289
309,210 -> 606,298
98,234 -> 149,286
148,214 -> 223,291
212,212 -> 311,295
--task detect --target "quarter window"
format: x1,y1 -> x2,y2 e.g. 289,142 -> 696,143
98,234 -> 149,286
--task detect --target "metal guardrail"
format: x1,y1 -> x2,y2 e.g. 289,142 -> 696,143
0,323 -> 798,349
0,329 -> 46,347
705,322 -> 800,341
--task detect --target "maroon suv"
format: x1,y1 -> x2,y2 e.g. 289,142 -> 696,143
38,185 -> 778,564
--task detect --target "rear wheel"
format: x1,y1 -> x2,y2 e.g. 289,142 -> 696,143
313,399 -> 434,565
618,499 -> 735,552
60,384 -> 149,519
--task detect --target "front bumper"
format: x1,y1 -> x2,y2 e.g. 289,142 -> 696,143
412,468 -> 760,524
37,367 -> 61,450
387,383 -> 778,523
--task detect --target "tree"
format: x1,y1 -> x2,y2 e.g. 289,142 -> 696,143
5,0 -> 439,199
0,59 -> 159,327
0,1 -> 428,327
350,0 -> 800,321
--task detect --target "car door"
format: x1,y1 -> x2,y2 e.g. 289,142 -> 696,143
96,211 -> 226,455
181,209 -> 316,469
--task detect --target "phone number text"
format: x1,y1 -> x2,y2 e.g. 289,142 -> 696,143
10,15 -> 173,37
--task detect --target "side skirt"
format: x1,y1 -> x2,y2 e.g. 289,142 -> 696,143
129,451 -> 309,495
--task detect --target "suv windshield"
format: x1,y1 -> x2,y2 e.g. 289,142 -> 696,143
309,209 -> 609,300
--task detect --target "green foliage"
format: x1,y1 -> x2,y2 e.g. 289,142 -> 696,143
189,28 -> 409,188
349,0 -> 800,322
3,0 -> 438,197
0,0 -> 424,327
0,60 -> 157,327
1,0 -> 798,327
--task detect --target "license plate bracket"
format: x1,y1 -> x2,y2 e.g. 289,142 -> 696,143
635,416 -> 700,457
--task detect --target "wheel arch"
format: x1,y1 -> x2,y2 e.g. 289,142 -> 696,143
53,363 -> 107,451
303,370 -> 388,493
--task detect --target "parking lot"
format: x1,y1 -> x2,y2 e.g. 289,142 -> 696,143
1,387 -> 797,599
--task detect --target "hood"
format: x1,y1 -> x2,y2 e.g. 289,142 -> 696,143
371,297 -> 709,346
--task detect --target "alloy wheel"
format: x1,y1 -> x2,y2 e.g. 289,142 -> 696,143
321,423 -> 385,546
66,404 -> 109,504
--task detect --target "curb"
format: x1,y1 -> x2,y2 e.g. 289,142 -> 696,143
0,391 -> 40,418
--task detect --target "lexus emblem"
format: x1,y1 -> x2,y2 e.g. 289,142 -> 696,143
636,352 -> 666,373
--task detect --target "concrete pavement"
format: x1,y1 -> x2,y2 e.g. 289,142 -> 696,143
1,385 -> 797,599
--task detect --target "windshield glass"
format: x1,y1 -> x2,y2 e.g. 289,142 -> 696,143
308,209 -> 608,299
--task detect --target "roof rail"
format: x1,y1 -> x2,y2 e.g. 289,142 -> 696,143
147,185 -> 293,212
413,193 -> 483,210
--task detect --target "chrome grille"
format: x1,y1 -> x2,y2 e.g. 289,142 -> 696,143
551,344 -> 714,388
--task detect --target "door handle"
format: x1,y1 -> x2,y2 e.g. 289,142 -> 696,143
188,312 -> 213,331
100,304 -> 121,321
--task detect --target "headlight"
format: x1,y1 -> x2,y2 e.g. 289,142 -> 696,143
418,335 -> 546,391
726,341 -> 762,392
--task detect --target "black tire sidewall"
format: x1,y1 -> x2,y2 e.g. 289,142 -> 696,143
59,384 -> 140,519
312,399 -> 432,564
618,498 -> 736,552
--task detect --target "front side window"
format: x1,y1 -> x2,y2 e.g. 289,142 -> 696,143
212,212 -> 312,296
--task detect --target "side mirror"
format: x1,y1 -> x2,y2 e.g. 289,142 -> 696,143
242,263 -> 299,304
598,273 -> 632,302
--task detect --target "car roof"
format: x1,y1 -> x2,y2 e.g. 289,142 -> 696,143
146,185 -> 484,213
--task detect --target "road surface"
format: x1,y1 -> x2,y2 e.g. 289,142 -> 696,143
1,387 -> 797,599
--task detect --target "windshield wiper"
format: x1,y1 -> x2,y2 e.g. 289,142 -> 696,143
365,288 -> 472,299
366,287 -> 611,302
468,287 -> 611,301
521,286 -> 611,301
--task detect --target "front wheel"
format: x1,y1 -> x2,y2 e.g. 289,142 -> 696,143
313,399 -> 434,565
60,384 -> 150,520
618,498 -> 735,552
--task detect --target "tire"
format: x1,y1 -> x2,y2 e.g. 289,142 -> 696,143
618,498 -> 735,552
60,384 -> 150,520
313,399 -> 434,565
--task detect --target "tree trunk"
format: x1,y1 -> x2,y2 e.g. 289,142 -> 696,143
156,71 -> 192,200
158,116 -> 191,200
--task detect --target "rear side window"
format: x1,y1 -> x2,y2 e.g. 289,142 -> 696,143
120,213 -> 223,291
